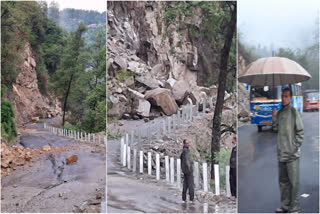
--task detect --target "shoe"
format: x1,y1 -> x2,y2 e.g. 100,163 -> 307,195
182,200 -> 186,203
275,208 -> 288,213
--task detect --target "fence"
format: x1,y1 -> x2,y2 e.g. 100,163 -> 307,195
119,139 -> 231,197
116,98 -> 232,198
43,123 -> 107,144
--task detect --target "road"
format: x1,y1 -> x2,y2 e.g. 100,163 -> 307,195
107,139 -> 236,213
1,119 -> 106,213
238,111 -> 319,213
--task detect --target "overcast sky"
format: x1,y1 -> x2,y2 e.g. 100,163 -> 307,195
238,0 -> 319,50
45,0 -> 106,13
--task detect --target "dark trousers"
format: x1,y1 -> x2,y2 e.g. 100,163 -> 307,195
230,167 -> 237,197
278,159 -> 300,212
182,173 -> 194,201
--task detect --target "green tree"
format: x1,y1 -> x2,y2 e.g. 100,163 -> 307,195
51,23 -> 87,127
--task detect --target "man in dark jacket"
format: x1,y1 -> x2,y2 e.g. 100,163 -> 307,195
180,139 -> 194,202
272,87 -> 304,213
229,135 -> 237,197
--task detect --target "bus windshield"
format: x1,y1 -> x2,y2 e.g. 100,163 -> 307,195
305,92 -> 319,101
250,86 -> 282,101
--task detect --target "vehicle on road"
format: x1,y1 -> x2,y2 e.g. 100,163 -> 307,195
249,83 -> 303,132
303,90 -> 319,112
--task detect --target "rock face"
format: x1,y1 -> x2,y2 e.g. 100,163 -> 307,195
7,42 -> 62,126
106,2 -> 235,120
144,88 -> 178,115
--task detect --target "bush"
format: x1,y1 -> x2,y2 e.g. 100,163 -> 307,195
1,98 -> 17,142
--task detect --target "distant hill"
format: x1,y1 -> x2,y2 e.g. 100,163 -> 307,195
48,8 -> 106,32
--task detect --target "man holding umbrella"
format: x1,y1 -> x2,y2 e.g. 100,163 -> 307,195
272,87 -> 304,213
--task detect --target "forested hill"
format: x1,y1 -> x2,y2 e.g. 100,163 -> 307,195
48,6 -> 106,32
1,1 -> 106,142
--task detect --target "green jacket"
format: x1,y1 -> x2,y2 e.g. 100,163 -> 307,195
272,104 -> 304,162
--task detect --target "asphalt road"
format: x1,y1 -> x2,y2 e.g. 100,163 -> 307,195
238,111 -> 319,213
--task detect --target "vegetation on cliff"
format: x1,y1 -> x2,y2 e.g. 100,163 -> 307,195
1,1 -> 106,141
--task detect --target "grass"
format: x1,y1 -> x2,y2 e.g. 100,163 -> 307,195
115,69 -> 134,83
209,148 -> 232,191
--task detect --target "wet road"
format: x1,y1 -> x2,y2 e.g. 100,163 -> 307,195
1,118 -> 106,213
238,111 -> 319,213
107,139 -> 234,213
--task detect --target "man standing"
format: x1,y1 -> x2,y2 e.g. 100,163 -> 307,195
180,139 -> 194,203
272,87 -> 304,213
229,135 -> 237,197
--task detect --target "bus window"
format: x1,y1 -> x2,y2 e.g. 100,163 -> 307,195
250,86 -> 281,100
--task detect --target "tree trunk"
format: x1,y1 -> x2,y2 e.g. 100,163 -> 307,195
62,74 -> 74,127
211,3 -> 237,179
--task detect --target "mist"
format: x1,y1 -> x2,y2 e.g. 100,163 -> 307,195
238,0 -> 319,50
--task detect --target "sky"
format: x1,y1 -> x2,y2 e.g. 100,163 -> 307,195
238,0 -> 319,50
45,0 -> 106,13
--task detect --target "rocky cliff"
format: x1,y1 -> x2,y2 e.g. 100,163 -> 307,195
107,2 -> 232,119
6,42 -> 62,127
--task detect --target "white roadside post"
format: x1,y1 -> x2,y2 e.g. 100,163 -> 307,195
165,156 -> 170,182
214,164 -> 220,195
226,165 -> 231,197
122,143 -> 127,167
148,152 -> 152,175
203,162 -> 208,192
156,153 -> 160,180
139,151 -> 143,173
133,149 -> 137,172
127,146 -> 131,170
120,137 -> 124,163
170,157 -> 174,184
177,158 -> 181,189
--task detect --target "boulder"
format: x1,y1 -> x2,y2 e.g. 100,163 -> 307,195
66,155 -> 78,165
42,145 -> 51,152
128,88 -> 144,99
135,75 -> 159,89
151,64 -> 164,75
136,99 -> 151,117
107,102 -> 127,119
144,88 -> 178,116
164,78 -> 176,90
172,80 -> 190,104
127,61 -> 148,74
114,56 -> 127,70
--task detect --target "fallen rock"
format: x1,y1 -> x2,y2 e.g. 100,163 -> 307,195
135,75 -> 159,89
144,88 -> 178,116
114,56 -> 127,70
136,99 -> 151,117
172,80 -> 190,104
42,145 -> 51,152
66,155 -> 78,165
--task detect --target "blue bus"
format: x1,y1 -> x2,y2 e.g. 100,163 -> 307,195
249,83 -> 303,132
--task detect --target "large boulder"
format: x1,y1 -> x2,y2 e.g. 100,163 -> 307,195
114,56 -> 127,70
172,80 -> 190,104
136,99 -> 151,117
135,75 -> 160,89
107,102 -> 127,118
144,88 -> 178,116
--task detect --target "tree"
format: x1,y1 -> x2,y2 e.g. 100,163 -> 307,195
51,24 -> 87,127
211,2 -> 237,178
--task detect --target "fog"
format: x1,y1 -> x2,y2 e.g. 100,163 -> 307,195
46,0 -> 105,13
238,0 -> 319,50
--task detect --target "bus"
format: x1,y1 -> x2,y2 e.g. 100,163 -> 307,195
303,90 -> 319,111
249,83 -> 303,132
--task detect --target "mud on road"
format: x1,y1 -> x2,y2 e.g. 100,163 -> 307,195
1,119 -> 106,213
